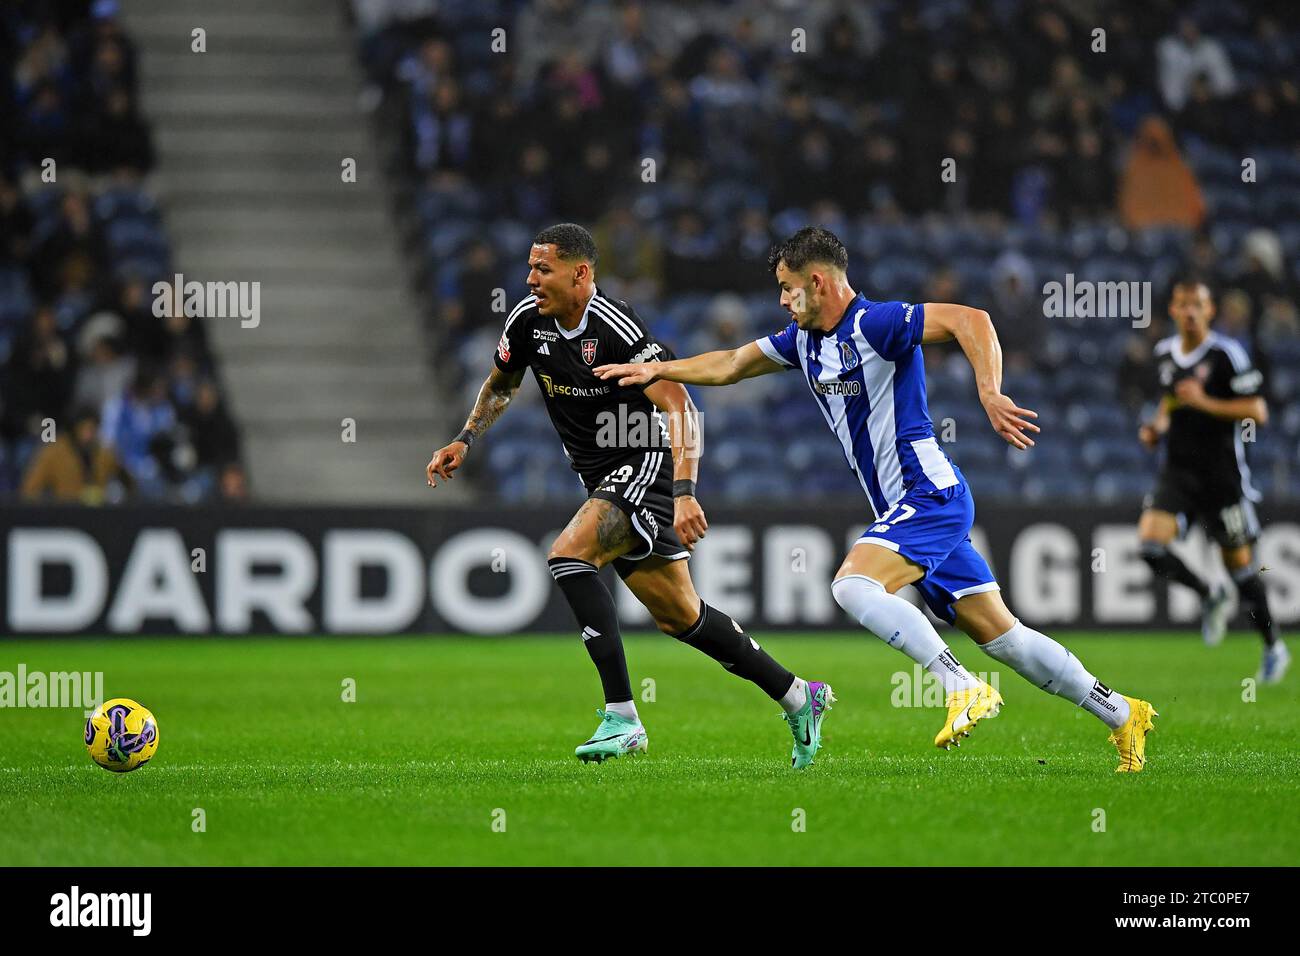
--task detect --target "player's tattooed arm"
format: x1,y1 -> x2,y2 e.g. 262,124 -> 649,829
426,367 -> 524,487
924,302 -> 1040,450
464,366 -> 525,440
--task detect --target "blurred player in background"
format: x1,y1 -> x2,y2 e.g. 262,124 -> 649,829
1137,276 -> 1288,683
600,226 -> 1157,772
426,224 -> 833,767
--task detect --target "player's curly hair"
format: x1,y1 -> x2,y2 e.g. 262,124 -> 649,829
768,226 -> 848,274
534,223 -> 598,265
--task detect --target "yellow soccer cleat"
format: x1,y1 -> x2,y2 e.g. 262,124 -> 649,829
935,680 -> 1003,750
1109,697 -> 1157,773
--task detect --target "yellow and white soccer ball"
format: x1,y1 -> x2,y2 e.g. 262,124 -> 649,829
85,698 -> 159,773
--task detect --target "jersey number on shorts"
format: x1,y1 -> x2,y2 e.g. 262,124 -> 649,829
868,503 -> 916,534
601,465 -> 635,485
1219,503 -> 1247,539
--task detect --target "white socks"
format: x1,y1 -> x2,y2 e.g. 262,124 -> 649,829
779,677 -> 808,715
981,620 -> 1130,729
604,700 -> 639,723
831,575 -> 980,693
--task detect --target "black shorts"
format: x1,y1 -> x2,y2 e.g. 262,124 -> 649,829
1144,469 -> 1261,548
582,451 -> 690,577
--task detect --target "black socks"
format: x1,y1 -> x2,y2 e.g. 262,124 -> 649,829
1233,565 -> 1278,647
673,603 -> 795,700
548,558 -> 633,703
1140,541 -> 1210,598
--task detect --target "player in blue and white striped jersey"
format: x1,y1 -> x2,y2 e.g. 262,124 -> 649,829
598,226 -> 1158,772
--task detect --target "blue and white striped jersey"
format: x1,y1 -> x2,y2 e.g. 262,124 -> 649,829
756,294 -> 964,517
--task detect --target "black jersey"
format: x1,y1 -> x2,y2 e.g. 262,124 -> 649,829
493,289 -> 674,476
1153,331 -> 1263,492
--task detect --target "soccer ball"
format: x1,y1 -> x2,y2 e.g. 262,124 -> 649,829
85,698 -> 159,773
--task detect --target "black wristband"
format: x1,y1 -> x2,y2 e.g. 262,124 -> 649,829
672,479 -> 696,499
453,429 -> 475,448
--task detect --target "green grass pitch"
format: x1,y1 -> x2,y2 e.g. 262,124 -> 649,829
1,633 -> 1295,866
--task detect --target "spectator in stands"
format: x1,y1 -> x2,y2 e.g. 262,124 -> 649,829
3,305 -> 74,442
71,1 -> 138,101
219,461 -> 250,501
1116,327 -> 1161,415
71,310 -> 134,412
508,142 -> 554,222
413,79 -> 473,174
99,368 -> 176,493
1157,17 -> 1236,112
513,0 -> 608,90
135,302 -> 211,370
85,86 -> 154,175
599,1 -> 661,117
1233,229 -> 1289,331
358,0 -> 1300,506
31,188 -> 105,302
21,407 -> 124,504
592,207 -> 663,302
0,173 -> 33,265
1117,116 -> 1205,230
1218,285 -> 1255,337
444,240 -> 502,335
1,3 -> 234,504
989,251 -> 1044,370
180,378 -> 241,474
16,82 -> 76,173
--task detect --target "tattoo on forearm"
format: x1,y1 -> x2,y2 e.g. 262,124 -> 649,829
463,377 -> 515,440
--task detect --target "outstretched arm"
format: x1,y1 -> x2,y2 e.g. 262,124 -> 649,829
594,342 -> 782,388
426,365 -> 525,487
923,302 -> 1040,450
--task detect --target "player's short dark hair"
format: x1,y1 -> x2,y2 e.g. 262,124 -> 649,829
1170,271 -> 1215,300
767,226 -> 849,275
533,223 -> 598,265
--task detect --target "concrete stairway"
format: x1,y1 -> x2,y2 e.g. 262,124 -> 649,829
122,0 -> 452,503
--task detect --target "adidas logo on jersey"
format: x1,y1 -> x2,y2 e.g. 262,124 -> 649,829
537,342 -> 550,355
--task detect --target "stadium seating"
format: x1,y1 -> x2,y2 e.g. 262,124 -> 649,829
0,2 -> 244,502
351,0 -> 1298,506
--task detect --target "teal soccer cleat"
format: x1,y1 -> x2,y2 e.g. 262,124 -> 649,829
575,709 -> 648,763
784,681 -> 835,769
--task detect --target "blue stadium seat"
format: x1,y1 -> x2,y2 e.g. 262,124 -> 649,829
721,471 -> 794,503
1021,472 -> 1090,502
94,187 -> 159,223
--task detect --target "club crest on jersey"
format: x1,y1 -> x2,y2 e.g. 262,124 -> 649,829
839,340 -> 860,372
581,338 -> 598,365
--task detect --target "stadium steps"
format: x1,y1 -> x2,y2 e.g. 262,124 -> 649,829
124,0 -> 461,504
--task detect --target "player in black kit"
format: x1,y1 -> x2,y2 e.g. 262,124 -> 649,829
426,224 -> 834,766
1137,275 -> 1288,683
